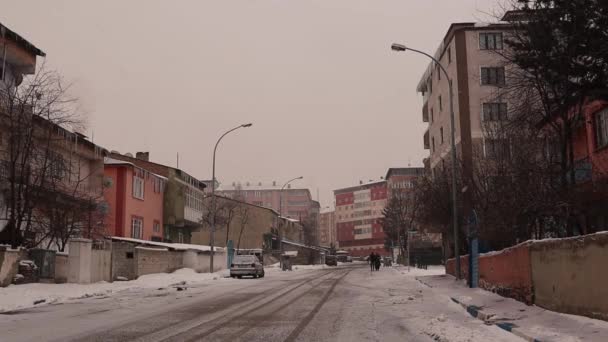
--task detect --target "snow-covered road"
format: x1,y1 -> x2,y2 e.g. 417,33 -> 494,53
0,263 -> 523,342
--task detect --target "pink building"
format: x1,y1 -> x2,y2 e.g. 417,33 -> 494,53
103,158 -> 166,241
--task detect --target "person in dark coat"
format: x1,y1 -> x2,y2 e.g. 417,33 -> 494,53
374,256 -> 381,271
369,252 -> 376,271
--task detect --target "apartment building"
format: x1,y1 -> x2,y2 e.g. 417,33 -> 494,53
318,210 -> 336,247
219,182 -> 316,221
109,152 -> 206,244
0,23 -> 107,248
385,167 -> 425,199
334,181 -> 388,257
103,158 -> 166,241
418,17 -> 515,175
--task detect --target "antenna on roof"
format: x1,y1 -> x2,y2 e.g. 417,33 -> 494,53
176,153 -> 179,168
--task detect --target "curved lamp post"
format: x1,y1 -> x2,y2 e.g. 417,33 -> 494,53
279,176 -> 303,270
209,123 -> 253,272
391,43 -> 461,279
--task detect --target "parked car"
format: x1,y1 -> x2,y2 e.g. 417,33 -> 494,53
230,255 -> 265,278
346,256 -> 353,263
325,255 -> 338,266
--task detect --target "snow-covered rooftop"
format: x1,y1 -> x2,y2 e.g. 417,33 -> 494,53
109,236 -> 225,252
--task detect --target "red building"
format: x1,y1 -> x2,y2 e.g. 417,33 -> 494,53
103,157 -> 166,241
334,181 -> 388,257
570,99 -> 608,231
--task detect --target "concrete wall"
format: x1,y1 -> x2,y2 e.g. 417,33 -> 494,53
0,247 -> 26,287
135,247 -> 169,277
54,254 -> 68,283
90,249 -> 111,283
531,233 -> 608,321
68,239 -> 93,283
111,241 -> 136,280
168,250 -> 184,272
447,242 -> 533,304
447,232 -> 608,321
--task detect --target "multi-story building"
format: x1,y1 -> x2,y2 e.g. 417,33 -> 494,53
417,18 -> 515,175
318,210 -> 336,247
334,181 -> 388,257
0,23 -> 107,248
109,152 -> 206,244
385,167 -> 425,199
219,182 -> 316,222
103,158 -> 166,241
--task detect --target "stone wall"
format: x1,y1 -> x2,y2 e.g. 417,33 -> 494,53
90,248 -> 112,283
168,250 -> 184,272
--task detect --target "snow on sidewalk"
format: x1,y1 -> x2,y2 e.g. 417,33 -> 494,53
0,268 -> 229,313
417,274 -> 608,342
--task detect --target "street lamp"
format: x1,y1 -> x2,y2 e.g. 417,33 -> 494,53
391,43 -> 461,279
209,123 -> 253,272
278,176 -> 303,270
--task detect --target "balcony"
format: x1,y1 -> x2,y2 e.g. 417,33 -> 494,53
423,129 -> 430,150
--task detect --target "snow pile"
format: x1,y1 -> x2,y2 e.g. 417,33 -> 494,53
396,265 -> 445,277
0,268 -> 229,313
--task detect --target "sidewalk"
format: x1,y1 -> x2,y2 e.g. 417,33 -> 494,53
417,274 -> 608,342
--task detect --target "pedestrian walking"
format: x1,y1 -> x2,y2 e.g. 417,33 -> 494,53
369,252 -> 376,272
374,257 -> 381,271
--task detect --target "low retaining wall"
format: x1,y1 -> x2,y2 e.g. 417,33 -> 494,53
447,232 -> 608,320
531,233 -> 608,321
136,247 -> 169,277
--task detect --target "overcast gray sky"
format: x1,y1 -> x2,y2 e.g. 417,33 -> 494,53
3,0 -> 499,208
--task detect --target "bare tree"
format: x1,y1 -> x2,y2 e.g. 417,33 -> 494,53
381,191 -> 419,258
0,66 -> 106,248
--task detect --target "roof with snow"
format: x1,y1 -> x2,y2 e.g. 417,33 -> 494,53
109,236 -> 225,252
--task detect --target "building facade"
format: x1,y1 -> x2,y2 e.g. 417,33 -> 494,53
417,19 -> 514,175
103,158 -> 166,242
318,210 -> 336,247
0,23 -> 107,249
334,181 -> 388,257
385,167 -> 425,199
109,152 -> 206,244
219,182 -> 316,221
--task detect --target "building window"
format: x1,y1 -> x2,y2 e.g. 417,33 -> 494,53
447,46 -> 451,64
432,137 -> 436,152
49,151 -> 66,180
479,32 -> 503,50
440,127 -> 444,144
436,64 -> 441,80
481,67 -> 505,86
438,95 -> 443,111
131,217 -> 143,239
430,108 -> 434,123
153,177 -> 164,193
177,231 -> 184,243
595,108 -> 608,149
483,103 -> 508,121
133,174 -> 144,200
428,77 -> 432,93
484,139 -> 510,159
153,221 -> 160,233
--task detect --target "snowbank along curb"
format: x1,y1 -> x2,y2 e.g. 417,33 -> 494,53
449,296 -> 542,342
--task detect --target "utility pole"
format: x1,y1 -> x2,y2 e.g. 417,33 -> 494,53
209,123 -> 252,272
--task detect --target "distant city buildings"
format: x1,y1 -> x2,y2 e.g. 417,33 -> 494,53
334,181 -> 388,257
318,210 -> 336,247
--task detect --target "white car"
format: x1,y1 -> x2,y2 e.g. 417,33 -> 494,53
230,255 -> 265,279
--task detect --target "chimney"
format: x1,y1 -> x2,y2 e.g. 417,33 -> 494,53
273,180 -> 276,186
136,152 -> 149,161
